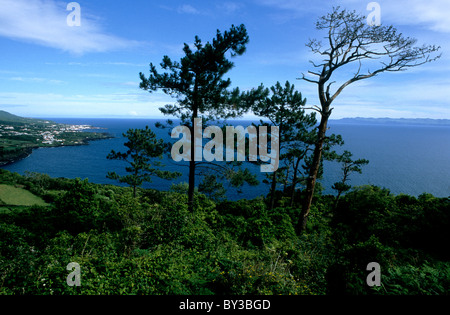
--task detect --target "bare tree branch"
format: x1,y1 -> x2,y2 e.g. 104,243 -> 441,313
297,6 -> 441,234
299,73 -> 319,84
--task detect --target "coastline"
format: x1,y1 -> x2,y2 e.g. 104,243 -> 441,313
0,132 -> 114,167
0,147 -> 34,166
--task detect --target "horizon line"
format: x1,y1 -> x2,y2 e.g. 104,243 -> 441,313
25,116 -> 450,121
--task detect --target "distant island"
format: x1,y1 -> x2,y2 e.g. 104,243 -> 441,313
330,117 -> 450,126
0,110 -> 113,166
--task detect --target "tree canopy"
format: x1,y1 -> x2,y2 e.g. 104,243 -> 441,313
106,126 -> 180,197
139,24 -> 264,211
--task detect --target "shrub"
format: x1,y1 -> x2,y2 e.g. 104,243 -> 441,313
379,261 -> 450,295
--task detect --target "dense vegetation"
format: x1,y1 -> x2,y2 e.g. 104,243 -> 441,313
0,169 -> 448,295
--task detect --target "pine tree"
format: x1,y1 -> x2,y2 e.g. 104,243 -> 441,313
139,24 -> 258,211
331,150 -> 369,208
251,81 -> 314,211
106,126 -> 180,198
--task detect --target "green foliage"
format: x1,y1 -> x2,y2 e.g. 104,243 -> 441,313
327,185 -> 449,295
106,126 -> 180,197
248,80 -> 322,210
54,178 -> 101,233
139,24 -> 251,123
0,170 -> 448,296
211,245 -> 314,295
217,198 -> 272,247
379,261 -> 450,295
198,174 -> 226,202
332,185 -> 395,242
331,150 -> 369,203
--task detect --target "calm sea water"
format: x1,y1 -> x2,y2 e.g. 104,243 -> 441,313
1,118 -> 449,199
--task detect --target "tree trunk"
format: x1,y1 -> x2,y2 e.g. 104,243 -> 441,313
290,155 -> 301,207
188,159 -> 195,212
333,173 -> 348,210
333,191 -> 343,210
188,92 -> 199,212
269,170 -> 277,211
133,167 -> 138,198
187,118 -> 196,212
297,107 -> 330,233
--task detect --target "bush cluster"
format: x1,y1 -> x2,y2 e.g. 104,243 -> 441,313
0,170 -> 448,295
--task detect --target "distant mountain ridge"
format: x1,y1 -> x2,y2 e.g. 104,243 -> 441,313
330,117 -> 450,126
0,110 -> 50,124
1,110 -> 449,126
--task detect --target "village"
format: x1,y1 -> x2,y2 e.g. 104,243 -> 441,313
0,121 -> 103,146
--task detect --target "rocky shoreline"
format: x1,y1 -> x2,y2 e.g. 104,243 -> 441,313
0,147 -> 34,166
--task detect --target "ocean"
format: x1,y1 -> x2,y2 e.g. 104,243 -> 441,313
1,118 -> 449,200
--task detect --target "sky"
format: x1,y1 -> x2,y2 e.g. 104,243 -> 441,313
0,0 -> 449,120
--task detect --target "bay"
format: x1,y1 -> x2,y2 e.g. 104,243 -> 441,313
1,118 -> 449,199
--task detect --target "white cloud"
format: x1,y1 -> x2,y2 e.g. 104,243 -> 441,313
380,0 -> 450,33
217,2 -> 244,14
9,76 -> 65,85
337,0 -> 450,33
256,0 -> 319,13
259,0 -> 450,33
0,0 -> 140,54
0,90 -> 173,118
320,76 -> 450,119
177,4 -> 201,15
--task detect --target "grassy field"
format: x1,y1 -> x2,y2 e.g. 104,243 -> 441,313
0,184 -> 48,206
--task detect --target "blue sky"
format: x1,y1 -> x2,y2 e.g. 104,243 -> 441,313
0,0 -> 449,119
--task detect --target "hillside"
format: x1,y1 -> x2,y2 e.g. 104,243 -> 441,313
0,110 -> 30,122
0,168 -> 448,296
0,110 -> 50,125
